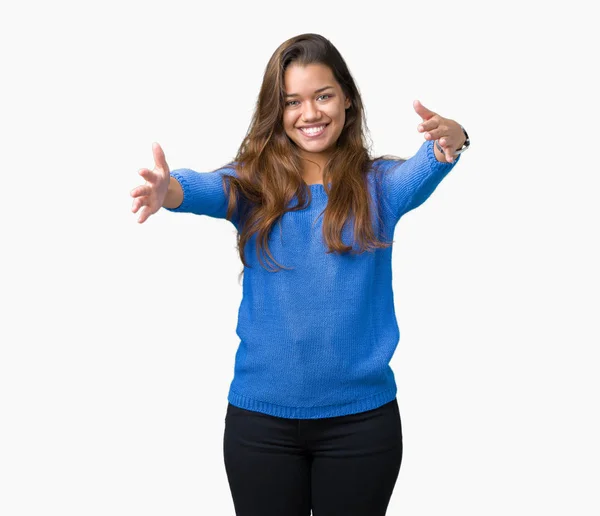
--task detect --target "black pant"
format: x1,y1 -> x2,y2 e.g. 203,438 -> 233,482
223,398 -> 403,516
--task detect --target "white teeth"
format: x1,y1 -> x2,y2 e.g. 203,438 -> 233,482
300,125 -> 326,135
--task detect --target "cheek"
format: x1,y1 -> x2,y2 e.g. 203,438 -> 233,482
283,114 -> 295,131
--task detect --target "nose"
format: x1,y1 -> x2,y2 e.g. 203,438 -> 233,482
301,101 -> 322,123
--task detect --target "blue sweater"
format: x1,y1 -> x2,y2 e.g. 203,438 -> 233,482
164,139 -> 461,419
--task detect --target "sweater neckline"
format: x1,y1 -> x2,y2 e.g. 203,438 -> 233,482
305,182 -> 329,200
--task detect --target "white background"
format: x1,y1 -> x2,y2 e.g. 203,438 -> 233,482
1,0 -> 598,514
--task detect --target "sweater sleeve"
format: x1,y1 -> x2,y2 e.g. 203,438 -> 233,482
162,165 -> 239,222
384,139 -> 461,223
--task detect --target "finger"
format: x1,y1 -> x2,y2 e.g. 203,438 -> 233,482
438,139 -> 455,163
131,196 -> 148,214
413,99 -> 437,121
152,142 -> 170,174
137,205 -> 151,224
130,184 -> 152,198
417,120 -> 439,133
137,167 -> 160,185
423,126 -> 448,140
439,137 -> 456,154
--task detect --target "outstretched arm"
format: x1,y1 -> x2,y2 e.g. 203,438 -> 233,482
162,165 -> 239,222
384,139 -> 461,223
383,101 -> 467,224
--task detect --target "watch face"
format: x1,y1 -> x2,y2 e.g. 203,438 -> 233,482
456,142 -> 469,155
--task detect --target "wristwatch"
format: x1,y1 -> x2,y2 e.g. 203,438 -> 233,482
436,125 -> 470,157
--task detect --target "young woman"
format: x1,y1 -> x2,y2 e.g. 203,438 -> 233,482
130,33 -> 469,516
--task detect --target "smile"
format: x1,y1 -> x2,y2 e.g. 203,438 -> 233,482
298,124 -> 329,138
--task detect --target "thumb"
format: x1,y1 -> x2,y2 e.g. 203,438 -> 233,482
413,99 -> 437,121
152,142 -> 170,174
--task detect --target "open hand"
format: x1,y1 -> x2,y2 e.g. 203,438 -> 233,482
130,142 -> 171,224
413,100 -> 465,163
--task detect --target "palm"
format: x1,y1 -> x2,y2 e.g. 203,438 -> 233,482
130,142 -> 171,223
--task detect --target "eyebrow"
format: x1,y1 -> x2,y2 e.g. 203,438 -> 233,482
284,86 -> 334,98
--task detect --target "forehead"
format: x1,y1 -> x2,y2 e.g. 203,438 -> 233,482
283,63 -> 338,94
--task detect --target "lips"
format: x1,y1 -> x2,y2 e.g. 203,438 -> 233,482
298,123 -> 329,138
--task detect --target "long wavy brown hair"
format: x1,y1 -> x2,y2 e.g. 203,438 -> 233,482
217,33 -> 404,279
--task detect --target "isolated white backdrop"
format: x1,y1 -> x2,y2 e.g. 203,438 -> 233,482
1,0 -> 598,514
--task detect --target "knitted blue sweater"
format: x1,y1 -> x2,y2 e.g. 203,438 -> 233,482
164,139 -> 461,419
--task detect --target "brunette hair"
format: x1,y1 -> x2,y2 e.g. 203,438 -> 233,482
218,33 -> 404,279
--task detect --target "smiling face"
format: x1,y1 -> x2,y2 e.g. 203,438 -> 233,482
283,63 -> 351,168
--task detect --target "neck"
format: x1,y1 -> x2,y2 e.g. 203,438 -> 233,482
299,152 -> 330,184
